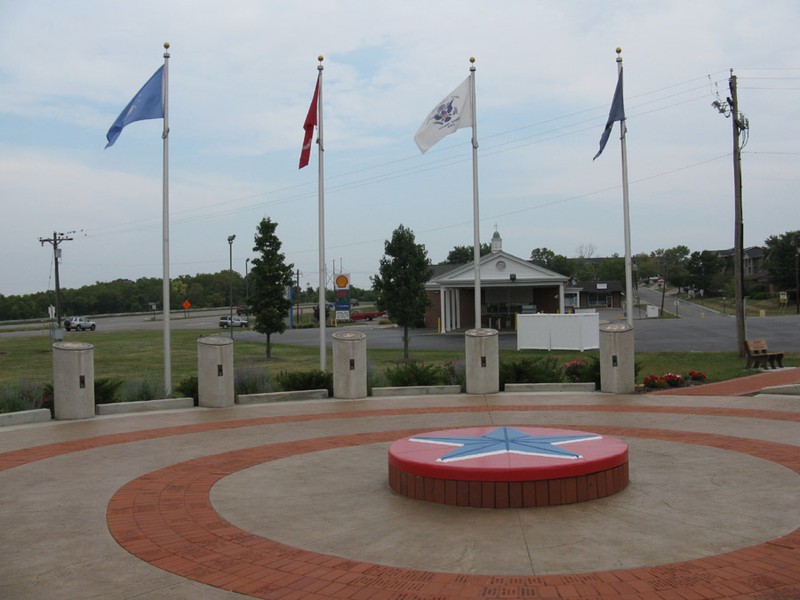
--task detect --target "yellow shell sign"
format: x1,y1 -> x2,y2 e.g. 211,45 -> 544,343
335,274 -> 350,290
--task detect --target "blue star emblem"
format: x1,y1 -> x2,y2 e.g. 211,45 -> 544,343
409,427 -> 601,463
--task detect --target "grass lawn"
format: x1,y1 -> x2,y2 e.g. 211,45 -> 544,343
2,328 -> 792,391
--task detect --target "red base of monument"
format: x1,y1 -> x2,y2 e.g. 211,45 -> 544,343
388,426 -> 629,508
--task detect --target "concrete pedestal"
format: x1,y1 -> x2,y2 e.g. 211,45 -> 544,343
53,341 -> 95,420
599,323 -> 635,393
333,331 -> 367,399
198,336 -> 234,408
465,328 -> 499,394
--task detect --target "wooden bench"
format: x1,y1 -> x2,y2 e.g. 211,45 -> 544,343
745,340 -> 784,370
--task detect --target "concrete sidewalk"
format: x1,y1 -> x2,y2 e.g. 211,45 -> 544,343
1,390 -> 799,599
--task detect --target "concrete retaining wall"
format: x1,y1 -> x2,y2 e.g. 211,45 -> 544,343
372,385 -> 462,397
236,389 -> 329,404
0,409 -> 52,427
503,382 -> 597,393
95,397 -> 195,415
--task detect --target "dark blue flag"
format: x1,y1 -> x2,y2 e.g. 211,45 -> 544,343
593,68 -> 625,160
105,66 -> 164,148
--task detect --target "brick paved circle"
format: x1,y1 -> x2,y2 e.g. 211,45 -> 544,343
105,415 -> 800,599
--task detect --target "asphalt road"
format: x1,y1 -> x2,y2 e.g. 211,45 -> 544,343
3,299 -> 800,353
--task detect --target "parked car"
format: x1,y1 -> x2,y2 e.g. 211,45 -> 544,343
349,309 -> 386,321
219,315 -> 249,328
63,316 -> 96,331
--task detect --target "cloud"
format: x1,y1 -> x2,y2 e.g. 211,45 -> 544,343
1,0 -> 800,294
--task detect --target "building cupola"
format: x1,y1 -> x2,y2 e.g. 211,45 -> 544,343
491,229 -> 502,253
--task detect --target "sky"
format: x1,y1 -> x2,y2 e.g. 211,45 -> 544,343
1,1 -> 799,300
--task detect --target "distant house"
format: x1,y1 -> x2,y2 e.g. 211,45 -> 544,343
573,280 -> 623,309
715,246 -> 769,287
424,232 -> 623,331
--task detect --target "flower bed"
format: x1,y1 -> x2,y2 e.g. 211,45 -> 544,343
643,371 -> 706,390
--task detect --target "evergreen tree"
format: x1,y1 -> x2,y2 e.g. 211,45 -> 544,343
250,218 -> 294,359
372,225 -> 433,359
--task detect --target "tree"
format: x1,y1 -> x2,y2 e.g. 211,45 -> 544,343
530,247 -> 556,266
633,252 -> 659,282
249,218 -> 294,359
548,254 -> 573,277
596,255 -> 625,282
687,251 -> 722,294
764,230 -> 800,301
442,243 -> 491,264
372,225 -> 433,359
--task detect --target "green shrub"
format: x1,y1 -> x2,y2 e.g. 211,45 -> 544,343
366,363 -> 387,395
275,370 -> 333,395
499,357 -> 565,390
564,355 -> 602,389
94,378 -> 124,404
0,380 -> 46,414
235,366 -> 273,396
384,361 -> 446,387
175,376 -> 198,405
442,359 -> 466,392
120,377 -> 163,402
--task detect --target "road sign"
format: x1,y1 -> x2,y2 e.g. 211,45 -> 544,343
182,300 -> 191,310
335,274 -> 350,290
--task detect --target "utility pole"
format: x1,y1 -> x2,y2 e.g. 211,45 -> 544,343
713,70 -> 749,357
39,231 -> 73,327
795,245 -> 799,315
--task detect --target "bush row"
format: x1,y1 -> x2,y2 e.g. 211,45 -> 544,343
0,356 -> 609,415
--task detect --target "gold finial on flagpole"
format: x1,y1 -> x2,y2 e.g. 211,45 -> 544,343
163,42 -> 170,58
470,56 -> 476,72
318,55 -> 324,71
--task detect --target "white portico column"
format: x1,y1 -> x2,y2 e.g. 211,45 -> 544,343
454,288 -> 461,329
559,282 -> 566,314
439,286 -> 447,333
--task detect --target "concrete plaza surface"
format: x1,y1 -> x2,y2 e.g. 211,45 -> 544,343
1,386 -> 799,599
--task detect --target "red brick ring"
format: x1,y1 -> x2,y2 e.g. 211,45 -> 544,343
106,424 -> 800,599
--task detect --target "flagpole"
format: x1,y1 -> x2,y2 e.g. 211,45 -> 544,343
617,48 -> 634,327
316,56 -> 326,371
162,42 -> 172,395
469,57 -> 481,329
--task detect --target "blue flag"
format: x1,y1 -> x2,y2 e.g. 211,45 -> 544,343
593,68 -> 625,160
105,66 -> 164,148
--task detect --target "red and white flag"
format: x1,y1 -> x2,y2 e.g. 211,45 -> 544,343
299,73 -> 320,169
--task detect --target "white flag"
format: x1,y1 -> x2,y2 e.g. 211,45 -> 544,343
414,77 -> 472,154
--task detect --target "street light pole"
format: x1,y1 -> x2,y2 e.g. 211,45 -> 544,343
228,235 -> 236,340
